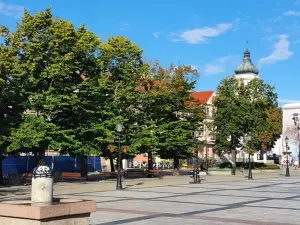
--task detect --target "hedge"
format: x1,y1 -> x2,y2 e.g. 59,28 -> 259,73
219,162 -> 280,170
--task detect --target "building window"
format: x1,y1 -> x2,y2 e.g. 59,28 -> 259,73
212,107 -> 216,118
257,154 -> 263,160
206,107 -> 210,116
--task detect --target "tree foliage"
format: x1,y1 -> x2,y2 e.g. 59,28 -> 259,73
129,62 -> 204,171
213,77 -> 278,156
1,8 -> 101,156
6,115 -> 57,154
258,107 -> 282,151
0,8 -> 205,176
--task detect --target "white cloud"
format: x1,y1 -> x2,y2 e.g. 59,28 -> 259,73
284,10 -> 300,16
170,23 -> 232,44
204,55 -> 239,75
260,35 -> 293,64
278,98 -> 300,104
204,64 -> 224,75
152,32 -> 160,39
120,22 -> 129,31
0,1 -> 24,18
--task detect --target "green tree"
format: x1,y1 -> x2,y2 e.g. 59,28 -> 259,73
1,8 -> 101,175
136,63 -> 203,174
213,77 -> 277,175
258,107 -> 282,153
0,26 -> 26,184
80,36 -> 144,171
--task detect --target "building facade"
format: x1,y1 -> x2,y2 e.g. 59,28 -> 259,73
272,103 -> 300,166
190,91 -> 216,159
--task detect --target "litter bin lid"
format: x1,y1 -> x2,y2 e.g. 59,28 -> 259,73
32,160 -> 53,178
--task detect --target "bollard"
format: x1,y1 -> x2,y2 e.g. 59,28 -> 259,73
31,160 -> 53,205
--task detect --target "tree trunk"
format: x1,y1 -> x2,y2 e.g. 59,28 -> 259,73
37,147 -> 45,163
109,156 -> 115,172
231,149 -> 236,175
173,156 -> 180,176
80,156 -> 88,178
120,158 -> 123,170
148,151 -> 153,170
0,153 -> 3,186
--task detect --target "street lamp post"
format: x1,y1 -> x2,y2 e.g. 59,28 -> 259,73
227,135 -> 236,175
116,122 -> 123,190
191,129 -> 200,183
292,113 -> 300,169
247,134 -> 253,180
284,136 -> 291,177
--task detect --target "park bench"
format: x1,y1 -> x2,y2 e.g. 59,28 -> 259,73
21,173 -> 32,186
148,169 -> 163,179
61,172 -> 86,183
2,174 -> 10,186
124,168 -> 147,179
99,171 -> 118,180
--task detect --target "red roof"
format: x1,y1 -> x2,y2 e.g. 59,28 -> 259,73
190,91 -> 214,104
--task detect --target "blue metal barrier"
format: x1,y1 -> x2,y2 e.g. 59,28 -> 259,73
2,156 -> 101,175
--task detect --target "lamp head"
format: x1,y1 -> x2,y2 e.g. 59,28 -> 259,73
285,136 -> 289,145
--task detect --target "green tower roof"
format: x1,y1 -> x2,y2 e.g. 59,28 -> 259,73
234,49 -> 259,75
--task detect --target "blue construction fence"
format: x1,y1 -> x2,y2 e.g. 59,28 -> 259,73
2,156 -> 102,175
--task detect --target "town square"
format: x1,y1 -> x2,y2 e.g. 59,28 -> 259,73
1,0 -> 300,224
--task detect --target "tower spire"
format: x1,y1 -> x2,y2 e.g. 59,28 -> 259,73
234,48 -> 259,75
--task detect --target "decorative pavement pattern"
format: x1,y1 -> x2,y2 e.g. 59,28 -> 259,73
61,177 -> 300,225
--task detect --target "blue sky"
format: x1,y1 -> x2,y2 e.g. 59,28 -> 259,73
1,0 -> 300,106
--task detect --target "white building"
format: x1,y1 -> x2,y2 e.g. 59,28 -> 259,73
190,91 -> 216,158
272,103 -> 300,165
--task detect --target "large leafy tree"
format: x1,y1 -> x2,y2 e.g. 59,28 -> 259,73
131,63 -> 203,174
0,26 -> 26,184
80,36 -> 144,171
1,9 -> 101,175
2,8 -> 101,150
213,77 -> 277,174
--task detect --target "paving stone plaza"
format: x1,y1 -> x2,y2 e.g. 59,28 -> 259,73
58,176 -> 300,225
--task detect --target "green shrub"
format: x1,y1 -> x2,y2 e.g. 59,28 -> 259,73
219,161 -> 279,170
219,162 -> 232,168
263,164 -> 280,169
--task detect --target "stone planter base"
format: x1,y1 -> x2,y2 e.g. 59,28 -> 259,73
0,214 -> 89,225
0,199 -> 96,225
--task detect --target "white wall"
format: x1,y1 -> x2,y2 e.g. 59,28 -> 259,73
278,103 -> 300,162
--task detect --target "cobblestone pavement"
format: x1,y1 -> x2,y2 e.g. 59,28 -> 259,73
59,176 -> 300,225
1,170 -> 293,201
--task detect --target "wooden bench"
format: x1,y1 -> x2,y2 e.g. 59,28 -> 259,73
148,170 -> 163,179
124,168 -> 147,179
61,172 -> 86,183
99,172 -> 119,180
21,173 -> 32,186
2,174 -> 10,186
